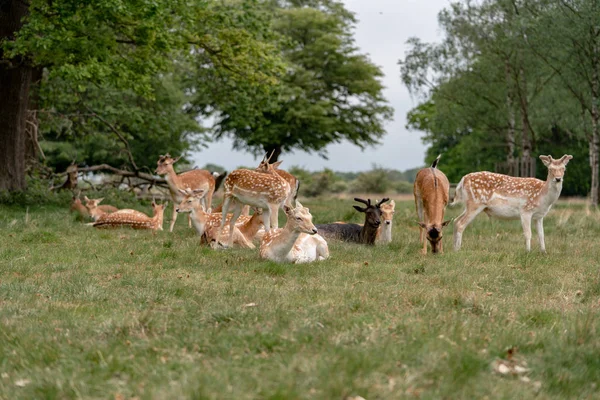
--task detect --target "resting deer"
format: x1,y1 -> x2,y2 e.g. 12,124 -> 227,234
175,189 -> 254,247
377,200 -> 396,244
84,196 -> 119,221
452,154 -> 573,252
93,201 -> 167,232
260,201 -> 329,263
205,207 -> 264,248
215,153 -> 291,248
414,155 -> 451,254
155,154 -> 227,232
70,193 -> 90,219
316,198 -> 389,245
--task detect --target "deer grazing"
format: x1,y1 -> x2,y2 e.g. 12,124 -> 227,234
93,201 -> 167,232
215,154 -> 291,248
452,154 -> 573,252
260,201 -> 329,263
175,189 -> 261,248
84,196 -> 119,221
316,198 -> 390,245
155,154 -> 226,232
414,155 -> 451,254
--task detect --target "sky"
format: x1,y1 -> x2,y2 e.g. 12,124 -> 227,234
191,0 -> 449,172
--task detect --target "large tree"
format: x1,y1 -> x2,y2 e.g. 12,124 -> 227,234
201,0 -> 393,161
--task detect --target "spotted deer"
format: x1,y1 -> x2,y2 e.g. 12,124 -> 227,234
256,159 -> 300,206
414,155 -> 451,254
259,201 -> 329,263
452,154 -> 573,252
84,196 -> 119,221
215,154 -> 291,248
175,189 -> 253,245
204,208 -> 264,249
93,201 -> 167,232
155,154 -> 227,232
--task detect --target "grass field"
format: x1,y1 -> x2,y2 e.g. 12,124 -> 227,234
1,196 -> 599,399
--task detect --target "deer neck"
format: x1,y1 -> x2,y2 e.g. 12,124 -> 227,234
273,222 -> 303,256
379,223 -> 392,243
359,224 -> 378,245
240,214 -> 262,238
164,165 -> 183,192
189,205 -> 208,234
151,211 -> 165,230
541,173 -> 563,206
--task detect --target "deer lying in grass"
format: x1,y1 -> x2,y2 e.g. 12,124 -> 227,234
93,201 -> 167,232
452,154 -> 573,252
377,200 -> 396,244
84,196 -> 119,221
316,198 -> 389,245
175,189 -> 257,248
155,154 -> 227,232
204,207 -> 264,248
70,193 -> 89,219
216,154 -> 291,248
414,155 -> 451,254
260,201 -> 329,263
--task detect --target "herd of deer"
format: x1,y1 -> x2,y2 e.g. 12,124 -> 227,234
70,152 -> 573,261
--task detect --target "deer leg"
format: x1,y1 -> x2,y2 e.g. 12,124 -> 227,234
226,202 -> 243,248
213,196 -> 231,249
269,203 -> 280,230
421,214 -> 429,255
520,213 -> 533,252
535,218 -> 546,253
415,196 -> 425,247
169,202 -> 178,233
453,205 -> 484,251
204,188 -> 214,212
233,227 -> 255,249
262,207 -> 272,234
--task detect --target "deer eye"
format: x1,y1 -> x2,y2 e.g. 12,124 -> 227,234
296,217 -> 302,221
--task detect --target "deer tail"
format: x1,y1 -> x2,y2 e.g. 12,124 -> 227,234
214,171 -> 228,192
449,176 -> 465,207
430,154 -> 441,169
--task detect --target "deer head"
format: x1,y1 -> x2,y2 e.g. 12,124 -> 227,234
539,154 -> 573,184
175,188 -> 205,213
151,201 -> 168,231
379,200 -> 396,226
418,220 -> 452,254
155,153 -> 182,175
354,198 -> 390,228
283,201 -> 318,235
84,196 -> 104,208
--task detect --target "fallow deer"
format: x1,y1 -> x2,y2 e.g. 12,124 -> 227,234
414,155 -> 451,254
84,196 -> 119,221
204,207 -> 264,249
256,159 -> 300,206
175,189 -> 253,246
70,193 -> 89,219
215,154 -> 291,248
316,198 -> 390,245
377,200 -> 396,244
452,154 -> 573,252
211,203 -> 250,217
93,201 -> 167,232
259,201 -> 329,263
155,154 -> 227,232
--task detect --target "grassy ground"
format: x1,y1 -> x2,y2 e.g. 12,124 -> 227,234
1,196 -> 599,399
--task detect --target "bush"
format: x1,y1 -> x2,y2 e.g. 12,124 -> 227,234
395,181 -> 413,194
350,166 -> 390,193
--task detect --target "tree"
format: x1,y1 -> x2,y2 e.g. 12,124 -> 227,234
203,0 -> 393,161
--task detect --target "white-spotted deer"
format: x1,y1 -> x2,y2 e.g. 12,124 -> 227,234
84,196 -> 119,221
155,154 -> 226,232
259,201 -> 329,263
256,159 -> 300,206
215,154 -> 291,248
93,201 -> 167,232
414,155 -> 451,254
452,154 -> 573,252
175,189 -> 254,247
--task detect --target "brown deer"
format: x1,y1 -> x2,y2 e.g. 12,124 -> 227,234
204,207 -> 264,248
155,154 -> 226,232
414,155 -> 451,254
452,154 -> 573,253
175,189 -> 253,246
260,201 -> 329,263
70,193 -> 89,219
256,159 -> 300,206
93,201 -> 167,232
376,200 -> 396,244
84,196 -> 119,221
215,154 -> 291,248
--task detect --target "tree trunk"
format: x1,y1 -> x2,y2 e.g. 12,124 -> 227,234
0,0 -> 31,192
519,66 -> 532,177
263,145 -> 282,163
590,35 -> 599,206
505,59 -> 516,166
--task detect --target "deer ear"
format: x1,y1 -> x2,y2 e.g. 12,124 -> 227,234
83,195 -> 90,202
283,205 -> 293,214
442,219 -> 452,227
96,198 -> 104,204
163,201 -> 168,208
272,160 -> 283,168
178,189 -> 187,196
539,155 -> 551,167
390,200 -> 395,207
353,205 -> 367,213
560,154 -> 573,165
193,189 -> 205,195
417,221 -> 427,229
172,156 -> 182,164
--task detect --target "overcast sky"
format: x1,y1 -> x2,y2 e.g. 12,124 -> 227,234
191,0 -> 449,172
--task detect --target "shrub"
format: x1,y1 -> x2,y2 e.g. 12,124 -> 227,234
350,166 -> 390,193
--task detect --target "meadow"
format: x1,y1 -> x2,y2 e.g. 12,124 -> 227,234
1,196 -> 599,399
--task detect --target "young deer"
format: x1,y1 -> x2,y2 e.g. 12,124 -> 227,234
215,154 -> 291,248
377,200 -> 396,244
414,156 -> 451,254
84,196 -> 119,221
316,198 -> 390,245
452,154 -> 573,252
204,208 -> 264,248
260,201 -> 329,263
175,189 -> 253,246
155,154 -> 226,232
93,201 -> 167,232
70,193 -> 90,219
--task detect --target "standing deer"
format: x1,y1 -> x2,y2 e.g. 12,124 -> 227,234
215,154 -> 291,248
84,196 -> 119,221
155,154 -> 226,232
452,154 -> 573,252
414,155 -> 451,254
93,201 -> 167,232
316,198 -> 389,245
256,159 -> 300,206
260,201 -> 329,263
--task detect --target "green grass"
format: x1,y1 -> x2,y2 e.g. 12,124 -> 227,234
1,197 -> 600,399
